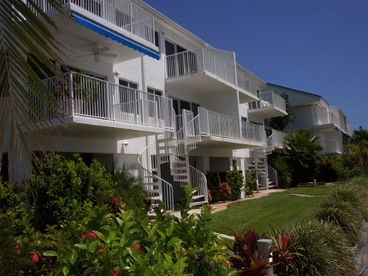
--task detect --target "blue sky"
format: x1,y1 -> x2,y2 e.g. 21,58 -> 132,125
145,0 -> 368,130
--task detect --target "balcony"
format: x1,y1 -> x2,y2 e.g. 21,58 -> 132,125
241,121 -> 266,144
31,0 -> 159,60
196,107 -> 265,147
267,129 -> 287,149
165,48 -> 242,99
287,105 -> 348,134
248,91 -> 287,119
31,72 -> 175,138
236,66 -> 261,103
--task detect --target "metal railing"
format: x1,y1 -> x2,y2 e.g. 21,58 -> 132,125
138,139 -> 174,211
166,48 -> 236,86
270,129 -> 287,148
189,165 -> 208,203
236,67 -> 258,97
329,107 -> 347,133
241,121 -> 266,142
32,72 -> 174,130
248,91 -> 286,113
268,165 -> 278,188
198,107 -> 240,140
31,0 -> 156,44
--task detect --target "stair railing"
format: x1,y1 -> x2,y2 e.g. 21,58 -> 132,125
138,140 -> 174,211
267,165 -> 278,188
189,165 -> 208,203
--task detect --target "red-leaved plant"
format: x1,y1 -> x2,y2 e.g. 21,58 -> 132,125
271,233 -> 299,275
229,229 -> 272,276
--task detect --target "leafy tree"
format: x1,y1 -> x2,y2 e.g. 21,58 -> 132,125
267,92 -> 294,131
349,127 -> 368,173
0,0 -> 63,182
283,131 -> 323,185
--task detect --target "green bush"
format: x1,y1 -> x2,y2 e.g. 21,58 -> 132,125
0,158 -> 232,275
226,169 -> 244,201
314,184 -> 367,245
29,154 -> 114,229
112,171 -> 149,216
317,155 -> 362,182
226,170 -> 244,200
245,169 -> 257,195
272,157 -> 292,188
206,172 -> 221,202
271,220 -> 355,276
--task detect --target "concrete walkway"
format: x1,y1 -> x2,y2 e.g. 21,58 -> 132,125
173,189 -> 285,219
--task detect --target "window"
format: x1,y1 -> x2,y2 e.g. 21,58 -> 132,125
154,31 -> 159,48
119,79 -> 139,114
147,87 -> 162,97
165,40 -> 175,55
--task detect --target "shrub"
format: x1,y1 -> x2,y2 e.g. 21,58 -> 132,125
0,168 -> 232,275
314,184 -> 366,244
272,157 -> 292,188
229,229 -> 272,275
29,154 -> 114,229
112,171 -> 148,216
226,169 -> 244,201
245,169 -> 257,195
271,220 -> 355,276
206,172 -> 222,202
218,182 -> 232,201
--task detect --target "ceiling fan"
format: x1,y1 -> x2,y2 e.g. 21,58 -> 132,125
77,46 -> 117,63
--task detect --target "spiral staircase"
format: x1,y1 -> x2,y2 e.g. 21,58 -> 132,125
138,109 -> 208,211
247,134 -> 279,190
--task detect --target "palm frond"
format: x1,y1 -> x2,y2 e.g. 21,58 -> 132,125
0,0 -> 64,184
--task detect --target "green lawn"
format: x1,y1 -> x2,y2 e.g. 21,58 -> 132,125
208,185 -> 334,235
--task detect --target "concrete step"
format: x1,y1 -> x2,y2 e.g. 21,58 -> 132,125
189,200 -> 207,208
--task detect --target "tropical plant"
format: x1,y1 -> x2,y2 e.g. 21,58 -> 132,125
29,154 -> 114,229
229,229 -> 272,276
218,182 -> 232,201
0,0 -> 64,182
349,128 -> 368,174
283,131 -> 323,185
226,169 -> 244,200
245,169 -> 257,195
206,172 -> 222,202
271,233 -> 298,275
0,174 -> 232,275
271,220 -> 355,276
271,157 -> 292,188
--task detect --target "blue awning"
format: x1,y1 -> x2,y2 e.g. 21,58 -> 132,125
71,12 -> 160,60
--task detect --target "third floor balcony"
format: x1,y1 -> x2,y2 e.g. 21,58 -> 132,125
165,48 -> 259,102
248,91 -> 287,119
30,0 -> 160,60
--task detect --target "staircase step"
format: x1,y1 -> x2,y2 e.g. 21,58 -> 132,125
192,195 -> 205,200
189,200 -> 207,208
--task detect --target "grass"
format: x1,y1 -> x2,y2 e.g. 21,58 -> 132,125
208,185 -> 334,235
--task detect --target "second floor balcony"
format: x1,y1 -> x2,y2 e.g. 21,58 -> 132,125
165,48 -> 258,102
248,91 -> 287,119
31,72 -> 175,138
197,107 -> 266,147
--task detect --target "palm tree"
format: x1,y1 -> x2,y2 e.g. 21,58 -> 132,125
0,0 -> 63,183
283,131 -> 323,185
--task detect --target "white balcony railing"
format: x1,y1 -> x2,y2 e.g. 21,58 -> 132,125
329,107 -> 347,133
30,0 -> 156,45
166,48 -> 236,86
248,91 -> 286,113
269,129 -> 287,148
198,107 -> 240,140
236,67 -> 258,98
31,72 -> 174,130
241,121 -> 266,142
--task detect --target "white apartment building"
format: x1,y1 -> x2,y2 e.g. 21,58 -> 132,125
264,83 -> 351,154
4,0 -> 289,209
